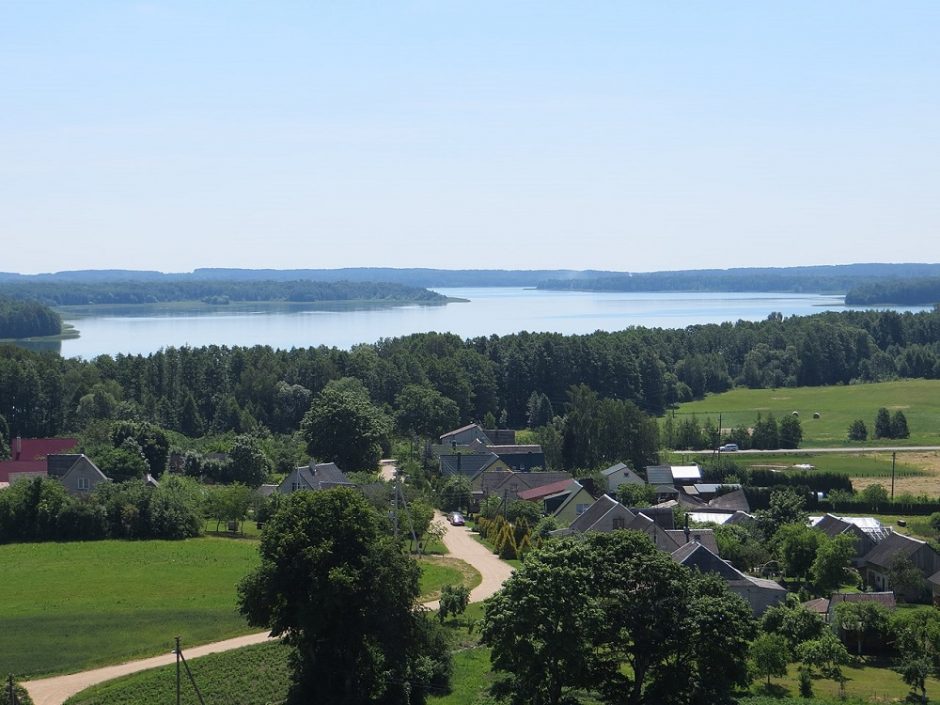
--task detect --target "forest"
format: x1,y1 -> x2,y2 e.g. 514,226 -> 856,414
2,307 -> 940,448
0,296 -> 62,339
538,263 -> 940,294
0,280 -> 449,306
845,278 -> 940,306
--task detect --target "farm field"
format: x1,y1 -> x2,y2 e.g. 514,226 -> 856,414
1,538 -> 260,678
2,537 -> 477,681
674,379 -> 940,447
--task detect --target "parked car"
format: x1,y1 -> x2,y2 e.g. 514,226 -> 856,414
718,443 -> 739,452
449,512 -> 465,526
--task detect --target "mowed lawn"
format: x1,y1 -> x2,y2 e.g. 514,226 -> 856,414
0,538 -> 260,678
675,379 -> 940,447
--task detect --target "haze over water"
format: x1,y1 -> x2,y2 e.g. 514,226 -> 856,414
56,288 -> 930,359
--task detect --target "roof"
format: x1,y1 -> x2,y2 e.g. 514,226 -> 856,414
551,481 -> 589,518
517,478 -> 575,501
813,514 -> 855,539
482,470 -> 573,501
666,528 -> 720,555
440,452 -> 500,478
803,597 -> 830,614
862,532 -> 928,570
568,495 -> 636,533
60,455 -> 109,483
285,462 -> 354,491
671,465 -> 702,481
486,445 -> 543,455
810,514 -> 891,543
708,488 -> 751,512
646,466 -> 674,485
602,462 -> 629,477
0,460 -> 47,482
440,423 -> 484,441
9,437 -> 78,462
828,592 -> 896,610
671,541 -> 741,580
929,570 -> 940,587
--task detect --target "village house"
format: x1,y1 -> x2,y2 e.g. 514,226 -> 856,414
859,531 -> 940,600
277,461 -> 354,494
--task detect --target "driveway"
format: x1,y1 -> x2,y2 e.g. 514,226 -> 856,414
24,512 -> 514,705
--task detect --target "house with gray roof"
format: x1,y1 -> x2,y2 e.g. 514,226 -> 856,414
672,541 -> 787,615
59,455 -> 110,496
552,495 -> 681,552
601,462 -> 645,494
439,451 -> 504,479
860,532 -> 940,600
440,424 -> 489,446
277,462 -> 354,494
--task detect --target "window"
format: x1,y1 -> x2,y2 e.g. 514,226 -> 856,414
576,503 -> 590,516
612,517 -> 625,529
291,482 -> 301,492
77,476 -> 90,491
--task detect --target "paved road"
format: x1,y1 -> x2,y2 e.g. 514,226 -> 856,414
675,446 -> 940,455
24,512 -> 514,705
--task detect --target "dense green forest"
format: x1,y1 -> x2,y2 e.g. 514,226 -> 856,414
0,280 -> 449,306
538,263 -> 940,294
0,297 -> 62,338
845,278 -> 940,305
3,308 -> 940,445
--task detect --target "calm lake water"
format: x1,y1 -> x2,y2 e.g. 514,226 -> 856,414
50,288 -> 929,359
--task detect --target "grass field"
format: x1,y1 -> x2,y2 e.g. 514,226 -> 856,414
674,379 -> 940,447
1,538 -> 260,678
64,641 -> 292,705
418,556 -> 483,602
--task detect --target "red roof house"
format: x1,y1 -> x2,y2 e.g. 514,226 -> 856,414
0,437 -> 78,483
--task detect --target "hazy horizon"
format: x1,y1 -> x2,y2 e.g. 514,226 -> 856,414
3,2 -> 939,273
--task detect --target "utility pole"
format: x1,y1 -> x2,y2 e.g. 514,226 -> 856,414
176,636 -> 181,705
8,674 -> 16,705
891,452 -> 897,500
393,475 -> 400,540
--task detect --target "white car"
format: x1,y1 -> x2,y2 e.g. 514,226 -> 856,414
718,443 -> 739,452
449,512 -> 465,526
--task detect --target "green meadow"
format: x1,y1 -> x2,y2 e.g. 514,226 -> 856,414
1,538 -> 478,679
1,539 -> 260,678
674,379 -> 940,447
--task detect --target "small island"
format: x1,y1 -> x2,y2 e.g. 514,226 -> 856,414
0,296 -> 65,340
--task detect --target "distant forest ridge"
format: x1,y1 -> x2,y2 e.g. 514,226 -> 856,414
1,263 -> 939,292
0,297 -> 62,338
845,278 -> 940,306
0,281 -> 449,307
537,263 -> 940,294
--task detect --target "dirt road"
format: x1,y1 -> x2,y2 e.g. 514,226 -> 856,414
24,513 -> 513,705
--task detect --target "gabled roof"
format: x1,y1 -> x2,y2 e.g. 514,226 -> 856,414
47,454 -> 84,478
286,462 -> 354,491
551,481 -> 589,518
814,513 -> 855,539
708,489 -> 751,512
568,495 -> 636,533
671,541 -> 742,581
666,528 -> 720,555
482,470 -> 573,501
60,455 -> 109,484
440,423 -> 484,441
646,466 -> 674,485
828,592 -> 896,610
601,462 -> 629,477
517,478 -> 575,501
803,597 -> 830,614
486,444 -> 543,455
863,532 -> 929,570
440,452 -> 500,478
0,460 -> 46,481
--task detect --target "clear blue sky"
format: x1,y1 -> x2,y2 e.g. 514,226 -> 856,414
2,1 -> 938,274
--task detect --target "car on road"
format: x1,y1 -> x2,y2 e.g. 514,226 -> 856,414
449,512 -> 465,526
718,443 -> 739,452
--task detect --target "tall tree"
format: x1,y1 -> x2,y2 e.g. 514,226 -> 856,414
874,407 -> 892,439
238,488 -> 451,705
301,386 -> 391,472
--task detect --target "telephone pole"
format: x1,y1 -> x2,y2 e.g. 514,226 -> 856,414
891,452 -> 897,500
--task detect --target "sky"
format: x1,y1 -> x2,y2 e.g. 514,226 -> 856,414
2,1 -> 939,274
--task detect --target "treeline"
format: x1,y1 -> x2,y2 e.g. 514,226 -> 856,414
0,475 -> 203,543
0,280 -> 448,306
4,308 -> 940,448
0,296 -> 61,338
539,263 -> 940,294
846,278 -> 940,305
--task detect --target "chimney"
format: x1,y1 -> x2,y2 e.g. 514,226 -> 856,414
14,435 -> 22,461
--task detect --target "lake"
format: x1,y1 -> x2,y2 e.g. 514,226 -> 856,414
48,288 -> 929,359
